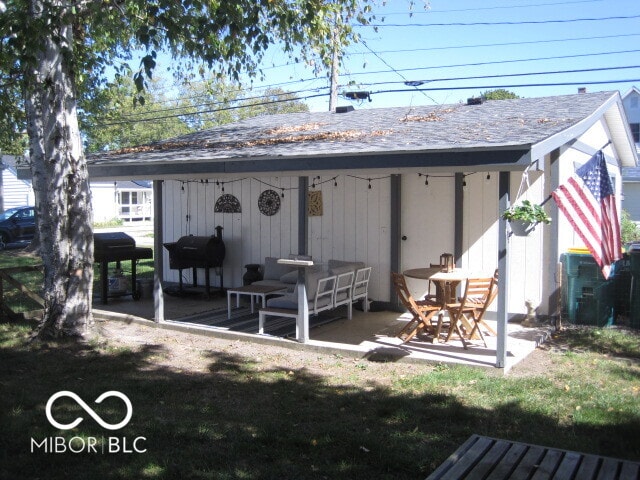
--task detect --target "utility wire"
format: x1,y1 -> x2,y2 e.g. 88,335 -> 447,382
381,0 -> 605,15
362,13 -> 640,28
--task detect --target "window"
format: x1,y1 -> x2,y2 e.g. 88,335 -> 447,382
631,123 -> 640,143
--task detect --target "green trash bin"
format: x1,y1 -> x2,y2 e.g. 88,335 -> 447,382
630,249 -> 640,329
562,253 -> 615,327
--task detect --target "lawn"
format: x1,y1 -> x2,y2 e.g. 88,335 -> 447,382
0,317 -> 639,479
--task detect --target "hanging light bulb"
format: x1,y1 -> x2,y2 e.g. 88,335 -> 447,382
486,173 -> 491,180
368,179 -> 372,189
424,175 -> 429,186
281,189 -> 285,198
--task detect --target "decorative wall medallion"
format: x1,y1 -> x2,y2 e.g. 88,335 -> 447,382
214,194 -> 241,213
308,190 -> 323,216
258,189 -> 280,216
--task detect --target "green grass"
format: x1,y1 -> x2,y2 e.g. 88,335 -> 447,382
0,321 -> 638,479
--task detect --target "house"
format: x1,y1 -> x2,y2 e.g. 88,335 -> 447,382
3,154 -> 152,221
1,155 -> 35,210
43,91 -> 638,364
620,86 -> 640,221
90,180 -> 153,222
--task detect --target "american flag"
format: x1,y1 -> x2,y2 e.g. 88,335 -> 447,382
551,150 -> 622,279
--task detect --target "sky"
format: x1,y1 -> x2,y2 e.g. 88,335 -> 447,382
238,0 -> 640,112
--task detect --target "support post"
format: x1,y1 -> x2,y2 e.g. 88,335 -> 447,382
496,171 -> 510,368
153,180 -> 164,323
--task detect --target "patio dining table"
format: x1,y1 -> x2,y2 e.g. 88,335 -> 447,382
403,267 -> 477,339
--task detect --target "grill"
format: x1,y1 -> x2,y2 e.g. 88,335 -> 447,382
164,226 -> 225,295
94,232 -> 153,304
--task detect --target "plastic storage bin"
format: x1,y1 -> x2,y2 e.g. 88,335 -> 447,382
562,253 -> 615,326
630,250 -> 640,329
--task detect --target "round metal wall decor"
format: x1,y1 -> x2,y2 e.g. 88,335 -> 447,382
214,194 -> 241,213
258,189 -> 280,216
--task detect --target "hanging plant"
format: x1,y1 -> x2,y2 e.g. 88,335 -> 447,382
502,200 -> 551,236
502,200 -> 551,224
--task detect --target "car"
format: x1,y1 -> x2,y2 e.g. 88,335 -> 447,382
0,206 -> 36,250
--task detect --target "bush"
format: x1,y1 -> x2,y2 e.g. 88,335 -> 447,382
621,210 -> 640,244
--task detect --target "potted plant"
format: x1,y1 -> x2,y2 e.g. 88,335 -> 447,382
501,200 -> 551,236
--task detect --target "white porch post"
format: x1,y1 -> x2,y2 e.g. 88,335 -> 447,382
153,180 -> 164,323
496,171 -> 511,368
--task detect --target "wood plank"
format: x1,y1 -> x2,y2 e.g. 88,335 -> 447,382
530,448 -> 564,480
509,446 -> 547,479
425,435 -> 483,480
617,461 -> 640,480
596,458 -> 621,480
574,454 -> 601,480
427,435 -> 640,480
436,435 -> 495,479
552,451 -> 582,479
465,438 -> 512,478
484,442 -> 528,480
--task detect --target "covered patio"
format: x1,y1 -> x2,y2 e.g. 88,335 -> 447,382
93,290 -> 552,372
78,91 -> 637,370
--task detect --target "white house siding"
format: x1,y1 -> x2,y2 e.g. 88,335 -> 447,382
161,177 -> 299,289
90,182 -> 118,222
1,158 -> 34,209
400,173 -> 456,301
308,174 -> 391,303
623,181 -> 640,220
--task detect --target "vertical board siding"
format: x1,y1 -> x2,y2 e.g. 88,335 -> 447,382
400,173 -> 456,300
162,177 -> 298,289
308,174 -> 391,302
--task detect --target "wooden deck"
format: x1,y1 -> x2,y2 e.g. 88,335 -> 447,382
426,434 -> 640,480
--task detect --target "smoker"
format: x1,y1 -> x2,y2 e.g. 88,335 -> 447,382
93,232 -> 153,304
163,225 -> 225,295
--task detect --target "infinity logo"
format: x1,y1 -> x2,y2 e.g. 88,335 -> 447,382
45,391 -> 133,431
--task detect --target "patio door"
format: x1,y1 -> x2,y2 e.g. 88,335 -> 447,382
400,173 -> 455,299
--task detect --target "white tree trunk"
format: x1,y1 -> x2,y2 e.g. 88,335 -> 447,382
25,0 -> 94,338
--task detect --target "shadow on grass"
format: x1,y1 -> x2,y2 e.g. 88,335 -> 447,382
1,322 -> 639,480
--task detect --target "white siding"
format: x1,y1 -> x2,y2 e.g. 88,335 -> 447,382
1,164 -> 34,209
162,177 -> 299,289
308,174 -> 391,303
91,182 -> 118,222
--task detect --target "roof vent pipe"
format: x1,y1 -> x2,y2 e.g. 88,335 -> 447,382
578,87 -> 587,94
335,105 -> 355,113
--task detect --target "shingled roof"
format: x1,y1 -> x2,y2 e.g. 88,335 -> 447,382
85,91 -> 636,180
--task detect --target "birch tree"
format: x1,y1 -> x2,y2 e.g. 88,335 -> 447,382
0,0 -> 373,338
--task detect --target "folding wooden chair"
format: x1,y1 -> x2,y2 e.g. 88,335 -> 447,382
445,275 -> 497,348
391,272 -> 443,343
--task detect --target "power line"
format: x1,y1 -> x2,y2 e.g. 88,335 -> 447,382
370,78 -> 640,95
362,13 -> 640,28
347,33 -> 640,55
340,50 -> 640,80
381,0 -> 606,15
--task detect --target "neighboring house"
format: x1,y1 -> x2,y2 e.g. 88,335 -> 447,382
621,86 -> 640,221
91,180 -> 153,222
39,92 -> 638,329
2,155 -> 152,221
1,155 -> 35,210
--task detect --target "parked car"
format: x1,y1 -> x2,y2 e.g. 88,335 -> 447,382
0,206 -> 36,249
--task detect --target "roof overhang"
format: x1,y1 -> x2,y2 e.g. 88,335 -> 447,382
81,146 -> 532,181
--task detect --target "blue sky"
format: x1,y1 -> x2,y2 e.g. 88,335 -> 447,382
242,0 -> 640,112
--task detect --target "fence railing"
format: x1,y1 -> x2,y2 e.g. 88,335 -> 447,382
0,265 -> 44,320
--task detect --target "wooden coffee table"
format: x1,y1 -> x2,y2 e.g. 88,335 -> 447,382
226,284 -> 288,319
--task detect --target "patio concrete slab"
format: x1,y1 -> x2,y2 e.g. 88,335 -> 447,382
93,291 -> 552,374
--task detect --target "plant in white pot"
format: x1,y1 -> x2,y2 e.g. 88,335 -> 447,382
502,200 -> 551,236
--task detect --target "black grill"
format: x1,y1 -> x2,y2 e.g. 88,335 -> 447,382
164,226 -> 225,295
94,232 -> 153,304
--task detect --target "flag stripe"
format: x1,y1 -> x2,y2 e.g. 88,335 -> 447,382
551,150 -> 622,279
